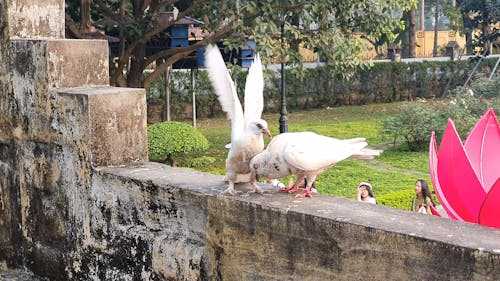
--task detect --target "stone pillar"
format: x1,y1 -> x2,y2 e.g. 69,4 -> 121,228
0,0 -> 147,278
1,0 -> 65,39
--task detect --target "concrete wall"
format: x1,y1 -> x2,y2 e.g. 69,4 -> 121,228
1,1 -> 500,280
84,162 -> 500,281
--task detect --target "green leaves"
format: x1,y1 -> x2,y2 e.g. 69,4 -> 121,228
381,90 -> 492,152
147,121 -> 209,164
66,0 -> 417,87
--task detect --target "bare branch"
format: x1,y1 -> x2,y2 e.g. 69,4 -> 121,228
112,0 -> 205,83
65,14 -> 84,39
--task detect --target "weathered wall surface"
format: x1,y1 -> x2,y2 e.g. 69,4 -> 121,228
0,1 -> 147,279
1,1 -> 500,280
5,0 -> 64,39
82,162 -> 500,281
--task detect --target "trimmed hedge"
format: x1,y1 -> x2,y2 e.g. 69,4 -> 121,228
377,188 -> 440,211
377,189 -> 416,211
147,121 -> 209,166
147,57 -> 499,121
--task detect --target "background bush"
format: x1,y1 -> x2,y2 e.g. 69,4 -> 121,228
147,121 -> 209,166
146,57 -> 499,122
381,87 -> 494,151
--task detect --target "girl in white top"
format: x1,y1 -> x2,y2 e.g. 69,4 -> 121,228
357,182 -> 376,204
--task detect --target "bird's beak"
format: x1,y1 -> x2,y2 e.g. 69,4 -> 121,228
263,129 -> 272,138
255,173 -> 260,182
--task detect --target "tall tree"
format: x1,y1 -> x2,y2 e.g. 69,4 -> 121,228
408,7 -> 417,57
454,0 -> 499,55
65,0 -> 416,88
401,4 -> 418,58
432,0 -> 440,57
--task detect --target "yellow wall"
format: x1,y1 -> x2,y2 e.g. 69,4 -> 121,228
299,30 -> 468,61
415,30 -> 466,57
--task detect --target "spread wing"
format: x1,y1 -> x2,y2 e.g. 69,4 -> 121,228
243,53 -> 264,128
283,132 -> 367,171
205,44 -> 244,142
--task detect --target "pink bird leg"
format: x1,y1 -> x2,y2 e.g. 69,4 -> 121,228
295,186 -> 312,198
279,185 -> 298,193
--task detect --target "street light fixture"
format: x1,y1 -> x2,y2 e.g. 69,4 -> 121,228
279,21 -> 288,134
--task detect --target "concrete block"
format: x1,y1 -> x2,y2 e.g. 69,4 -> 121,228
57,87 -> 148,167
5,0 -> 64,39
47,39 -> 109,88
8,39 -> 109,93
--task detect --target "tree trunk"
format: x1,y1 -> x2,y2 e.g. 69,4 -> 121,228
419,0 -> 425,30
80,0 -> 92,33
432,0 -> 439,57
127,44 -> 146,88
408,8 -> 417,58
482,8 -> 491,55
465,31 -> 474,55
123,0 -> 148,88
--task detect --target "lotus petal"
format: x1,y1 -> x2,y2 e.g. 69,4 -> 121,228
478,178 -> 500,228
464,108 -> 500,193
429,131 -> 462,220
437,120 -> 486,223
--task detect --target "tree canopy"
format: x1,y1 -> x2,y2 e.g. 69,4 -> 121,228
452,0 -> 499,55
65,0 -> 416,88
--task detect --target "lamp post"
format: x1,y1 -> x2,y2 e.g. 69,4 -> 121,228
279,21 -> 288,133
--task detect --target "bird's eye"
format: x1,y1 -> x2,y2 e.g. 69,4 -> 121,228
256,123 -> 263,129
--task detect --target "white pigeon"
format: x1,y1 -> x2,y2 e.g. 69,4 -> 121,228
249,132 -> 382,198
204,44 -> 272,195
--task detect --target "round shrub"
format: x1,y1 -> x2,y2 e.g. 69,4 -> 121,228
147,121 -> 209,166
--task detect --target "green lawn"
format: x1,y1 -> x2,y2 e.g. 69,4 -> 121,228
194,102 -> 432,210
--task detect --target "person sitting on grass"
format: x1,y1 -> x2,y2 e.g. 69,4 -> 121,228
357,182 -> 376,204
412,179 -> 437,215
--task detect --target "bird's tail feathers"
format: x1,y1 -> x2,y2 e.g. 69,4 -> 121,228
351,148 -> 383,160
344,137 -> 366,144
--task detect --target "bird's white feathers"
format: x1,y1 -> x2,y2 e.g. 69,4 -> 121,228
205,44 -> 269,193
283,133 -> 369,171
243,54 -> 264,129
204,44 -> 264,143
251,132 -> 381,179
204,44 -> 244,142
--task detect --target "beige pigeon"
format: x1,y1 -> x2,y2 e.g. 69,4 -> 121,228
204,44 -> 271,195
249,132 -> 382,198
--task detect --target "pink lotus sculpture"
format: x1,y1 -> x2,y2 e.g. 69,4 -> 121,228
429,108 -> 500,228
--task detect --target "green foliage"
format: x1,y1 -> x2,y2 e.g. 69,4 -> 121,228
470,76 -> 500,98
439,91 -> 491,137
147,121 -> 209,166
66,0 -> 416,87
186,156 -> 216,168
146,57 -> 498,121
377,186 -> 441,210
377,189 -> 415,210
381,100 -> 442,151
454,0 -> 499,54
381,91 -> 491,151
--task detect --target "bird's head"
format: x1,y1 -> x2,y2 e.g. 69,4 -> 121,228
248,119 -> 272,138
